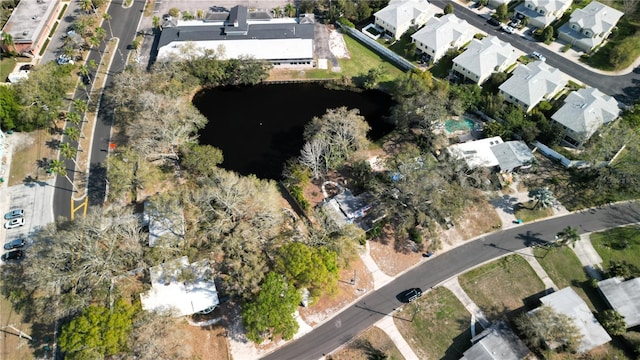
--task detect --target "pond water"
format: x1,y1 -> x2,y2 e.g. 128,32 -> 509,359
193,83 -> 394,180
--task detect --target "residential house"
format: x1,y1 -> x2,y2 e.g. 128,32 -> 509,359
536,287 -> 611,353
373,0 -> 437,40
447,136 -> 535,172
140,256 -> 219,317
410,14 -> 475,64
0,0 -> 62,57
550,87 -> 620,147
142,200 -> 185,247
489,0 -> 513,7
558,1 -> 623,52
460,321 -> 530,360
157,5 -> 315,66
499,61 -> 569,112
598,277 -> 640,328
321,188 -> 379,231
515,0 -> 573,29
452,36 -> 520,85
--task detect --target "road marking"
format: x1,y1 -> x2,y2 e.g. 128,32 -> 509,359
70,196 -> 88,220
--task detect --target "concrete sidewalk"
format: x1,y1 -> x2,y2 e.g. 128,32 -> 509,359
442,277 -> 491,329
572,234 -> 604,280
375,315 -> 419,360
519,247 -> 558,290
360,241 -> 394,290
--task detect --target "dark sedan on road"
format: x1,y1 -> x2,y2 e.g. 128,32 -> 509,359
1,250 -> 24,261
398,288 -> 423,303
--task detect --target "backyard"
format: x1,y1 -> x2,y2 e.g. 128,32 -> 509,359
394,287 -> 474,360
458,254 -> 545,321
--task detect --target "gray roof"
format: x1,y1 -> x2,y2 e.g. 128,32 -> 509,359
490,141 -> 535,172
598,277 -> 640,328
540,287 -> 611,352
551,87 -> 620,142
499,62 -> 569,111
460,322 -> 530,360
453,36 -> 519,82
1,0 -> 60,47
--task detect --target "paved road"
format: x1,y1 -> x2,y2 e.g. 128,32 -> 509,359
261,201 -> 640,360
430,0 -> 640,105
52,0 -> 145,219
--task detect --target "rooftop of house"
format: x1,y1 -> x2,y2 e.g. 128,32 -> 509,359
490,141 -> 535,172
524,0 -> 572,13
374,0 -> 433,27
551,87 -> 620,137
539,287 -> 612,352
140,256 -> 219,317
453,36 -> 519,77
598,277 -> 640,328
460,321 -> 530,360
499,61 -> 569,109
1,0 -> 60,45
568,1 -> 623,33
411,14 -> 475,51
448,136 -> 504,169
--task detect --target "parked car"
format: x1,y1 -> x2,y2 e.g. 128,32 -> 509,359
509,19 -> 521,28
4,218 -> 25,229
398,288 -> 423,303
487,17 -> 501,26
503,25 -> 516,34
19,64 -> 33,71
4,209 -> 24,220
1,250 -> 24,261
531,51 -> 546,61
4,239 -> 25,250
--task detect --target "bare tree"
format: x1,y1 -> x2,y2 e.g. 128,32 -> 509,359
623,0 -> 639,15
299,137 -> 327,179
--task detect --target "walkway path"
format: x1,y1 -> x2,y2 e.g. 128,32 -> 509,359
572,234 -> 604,280
518,247 -> 558,290
374,316 -> 419,360
441,278 -> 491,329
360,241 -> 394,290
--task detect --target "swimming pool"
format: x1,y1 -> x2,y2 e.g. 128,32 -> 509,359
445,118 -> 474,133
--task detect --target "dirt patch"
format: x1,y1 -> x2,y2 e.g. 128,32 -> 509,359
328,327 -> 404,360
299,255 -> 374,326
328,28 -> 350,59
369,224 -> 423,276
7,130 -> 57,186
439,193 -> 502,252
180,320 -> 230,360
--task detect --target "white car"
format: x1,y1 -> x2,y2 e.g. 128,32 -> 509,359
4,218 -> 25,229
503,25 -> 516,34
531,51 -> 547,61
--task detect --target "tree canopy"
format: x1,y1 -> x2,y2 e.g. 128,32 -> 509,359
516,305 -> 582,354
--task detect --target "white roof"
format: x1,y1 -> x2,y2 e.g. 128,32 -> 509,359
158,38 -> 313,61
499,62 -> 569,110
7,70 -> 29,83
598,277 -> 640,328
143,200 -> 185,247
140,256 -> 219,317
453,36 -> 520,80
374,0 -> 432,29
447,136 -> 504,169
411,14 -> 475,53
569,1 -> 623,35
540,287 -> 611,352
551,87 -> 620,141
526,0 -> 573,14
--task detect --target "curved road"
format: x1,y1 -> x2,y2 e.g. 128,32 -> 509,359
261,201 -> 640,360
52,0 -> 145,219
429,0 -> 640,105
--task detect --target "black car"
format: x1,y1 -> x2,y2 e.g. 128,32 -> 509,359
398,288 -> 423,303
19,64 -> 34,71
1,250 -> 24,261
4,238 -> 25,250
487,17 -> 501,26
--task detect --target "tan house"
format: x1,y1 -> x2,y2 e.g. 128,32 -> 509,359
0,0 -> 61,57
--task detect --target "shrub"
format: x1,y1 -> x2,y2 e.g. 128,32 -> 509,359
288,185 -> 310,211
336,17 -> 354,28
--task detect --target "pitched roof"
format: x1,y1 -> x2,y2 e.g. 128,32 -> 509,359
461,321 -> 530,360
453,36 -> 519,79
490,141 -> 535,172
410,14 -> 475,52
598,277 -> 640,328
499,61 -> 569,110
539,287 -> 611,352
551,87 -> 620,140
140,256 -> 219,317
447,136 -> 503,169
526,0 -> 573,14
569,1 -> 623,34
374,0 -> 432,28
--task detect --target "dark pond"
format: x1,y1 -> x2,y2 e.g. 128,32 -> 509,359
193,82 -> 394,180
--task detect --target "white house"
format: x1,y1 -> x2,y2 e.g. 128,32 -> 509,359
373,0 -> 437,40
558,1 -> 623,52
461,322 -> 530,360
551,87 -> 620,147
447,136 -> 534,172
515,0 -> 573,28
140,256 -> 219,317
489,0 -> 513,7
499,61 -> 569,112
598,277 -> 640,329
410,14 -> 475,64
537,287 -> 611,353
452,36 -> 521,85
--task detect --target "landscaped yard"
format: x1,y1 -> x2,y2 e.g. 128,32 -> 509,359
459,254 -> 545,321
339,34 -> 405,86
394,287 -> 474,360
328,327 -> 404,360
591,226 -> 640,272
1,56 -> 18,81
513,200 -> 554,223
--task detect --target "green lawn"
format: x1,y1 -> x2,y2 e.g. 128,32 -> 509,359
394,287 -> 474,360
591,226 -> 640,273
513,201 -> 554,223
0,56 -> 18,82
459,255 -> 545,321
339,34 -> 406,87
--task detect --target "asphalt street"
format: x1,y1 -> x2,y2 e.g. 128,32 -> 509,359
261,201 -> 640,360
52,0 -> 145,219
430,0 -> 640,105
